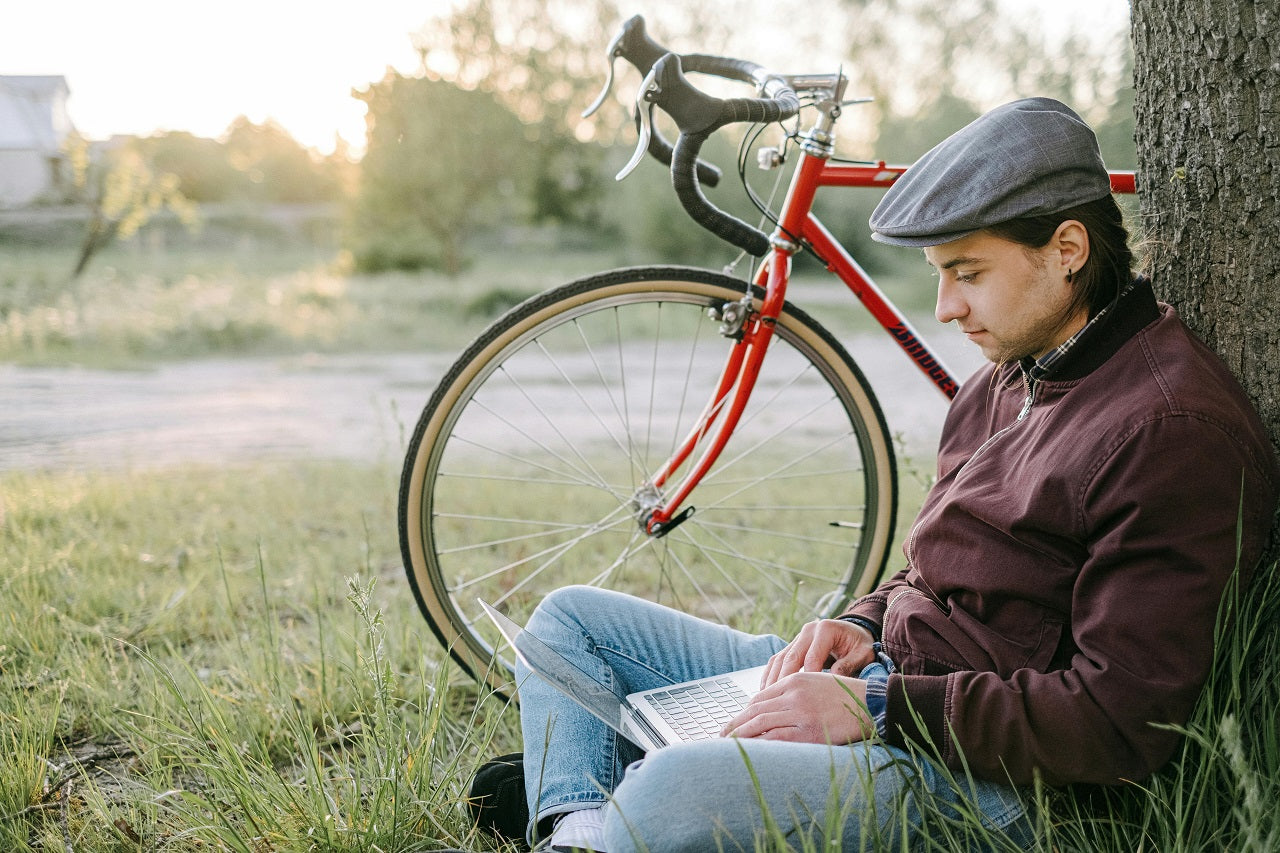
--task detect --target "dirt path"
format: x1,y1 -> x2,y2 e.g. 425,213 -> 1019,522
0,331 -> 982,473
0,352 -> 448,472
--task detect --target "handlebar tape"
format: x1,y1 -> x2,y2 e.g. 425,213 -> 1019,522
639,113 -> 721,187
649,53 -> 799,257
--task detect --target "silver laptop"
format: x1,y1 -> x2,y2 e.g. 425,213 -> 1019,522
480,600 -> 764,752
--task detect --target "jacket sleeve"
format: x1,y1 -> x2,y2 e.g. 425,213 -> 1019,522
883,413 -> 1278,786
840,568 -> 911,630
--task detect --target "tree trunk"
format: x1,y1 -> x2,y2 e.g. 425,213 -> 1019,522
1131,0 -> 1280,551
72,213 -> 119,280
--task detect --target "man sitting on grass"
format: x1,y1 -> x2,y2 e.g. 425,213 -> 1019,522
470,97 -> 1279,852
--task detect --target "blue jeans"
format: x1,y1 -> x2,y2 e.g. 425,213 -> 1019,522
518,586 -> 1032,851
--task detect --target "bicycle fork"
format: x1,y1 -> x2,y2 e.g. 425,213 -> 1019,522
634,252 -> 791,537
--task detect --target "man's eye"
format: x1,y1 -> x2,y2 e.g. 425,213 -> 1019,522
957,272 -> 977,283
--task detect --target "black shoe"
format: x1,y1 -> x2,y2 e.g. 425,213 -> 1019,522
468,752 -> 530,849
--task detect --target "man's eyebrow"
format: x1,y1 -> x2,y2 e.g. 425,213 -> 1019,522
929,255 -> 983,270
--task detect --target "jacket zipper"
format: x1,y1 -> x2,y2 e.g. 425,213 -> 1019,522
1016,371 -> 1037,421
904,369 -> 1037,568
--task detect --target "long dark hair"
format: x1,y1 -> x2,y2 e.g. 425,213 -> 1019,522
986,194 -> 1133,318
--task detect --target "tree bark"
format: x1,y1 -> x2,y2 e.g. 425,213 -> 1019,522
1131,0 -> 1280,550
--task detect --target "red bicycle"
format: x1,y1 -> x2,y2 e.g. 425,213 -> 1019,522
398,15 -> 1136,689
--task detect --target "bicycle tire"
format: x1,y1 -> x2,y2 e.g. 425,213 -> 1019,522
399,266 -> 897,692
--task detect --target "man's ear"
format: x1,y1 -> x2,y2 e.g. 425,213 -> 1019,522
1052,220 -> 1090,278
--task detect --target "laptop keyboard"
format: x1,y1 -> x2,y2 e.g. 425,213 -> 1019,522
646,676 -> 752,741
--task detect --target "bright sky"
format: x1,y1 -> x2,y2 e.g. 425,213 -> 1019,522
4,0 -> 436,154
4,1 -> 1128,156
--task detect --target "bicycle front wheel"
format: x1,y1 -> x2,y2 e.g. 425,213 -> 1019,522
399,266 -> 897,690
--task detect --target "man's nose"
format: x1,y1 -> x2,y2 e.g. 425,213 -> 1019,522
935,279 -> 967,324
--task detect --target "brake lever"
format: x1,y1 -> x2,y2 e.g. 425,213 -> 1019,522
616,64 -> 662,181
582,60 -> 615,118
617,105 -> 655,181
582,27 -> 629,118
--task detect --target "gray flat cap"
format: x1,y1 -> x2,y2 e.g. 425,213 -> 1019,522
869,97 -> 1111,247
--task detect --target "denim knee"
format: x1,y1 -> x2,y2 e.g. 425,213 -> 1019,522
600,739 -> 927,852
602,749 -> 721,853
534,585 -> 613,630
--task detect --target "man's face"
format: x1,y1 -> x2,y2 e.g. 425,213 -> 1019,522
925,230 -> 1087,364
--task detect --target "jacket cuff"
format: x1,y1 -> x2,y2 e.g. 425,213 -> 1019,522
841,591 -> 889,627
883,673 -> 951,761
835,614 -> 881,642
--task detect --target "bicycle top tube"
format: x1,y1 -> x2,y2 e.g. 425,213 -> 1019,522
815,161 -> 1136,195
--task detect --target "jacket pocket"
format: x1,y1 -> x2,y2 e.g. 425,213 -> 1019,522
884,589 -> 1065,678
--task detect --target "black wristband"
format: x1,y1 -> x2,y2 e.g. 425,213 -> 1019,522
835,614 -> 881,642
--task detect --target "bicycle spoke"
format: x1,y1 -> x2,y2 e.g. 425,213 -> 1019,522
488,513 -> 652,609
709,464 -> 864,485
692,517 -> 859,551
581,528 -> 663,588
698,431 -> 858,513
473,373 -> 621,499
648,539 -> 736,624
435,469 -> 614,488
455,509 -> 637,598
434,515 -> 610,555
445,432 -> 606,491
703,395 -> 848,487
676,522 -> 855,587
526,334 -> 638,483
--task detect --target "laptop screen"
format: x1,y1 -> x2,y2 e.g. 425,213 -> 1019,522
480,600 -> 626,735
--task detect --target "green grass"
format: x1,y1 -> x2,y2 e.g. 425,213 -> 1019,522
0,238 -> 931,369
3,462 -> 1278,851
0,462 -> 522,850
0,240 -> 631,368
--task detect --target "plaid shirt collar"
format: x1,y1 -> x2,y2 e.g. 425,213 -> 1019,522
1023,278 -> 1139,382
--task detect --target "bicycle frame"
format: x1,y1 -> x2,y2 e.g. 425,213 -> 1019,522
645,136 -> 1136,534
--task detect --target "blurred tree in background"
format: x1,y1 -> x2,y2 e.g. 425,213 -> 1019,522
9,3 -> 1137,281
221,117 -> 348,203
130,132 -> 242,203
347,73 -> 531,275
411,0 -> 623,228
807,0 -> 1136,273
63,132 -> 198,279
132,120 -> 350,204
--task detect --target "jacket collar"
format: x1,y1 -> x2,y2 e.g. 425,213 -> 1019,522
1018,275 -> 1160,383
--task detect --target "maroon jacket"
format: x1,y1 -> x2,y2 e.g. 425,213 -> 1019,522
844,278 -> 1278,786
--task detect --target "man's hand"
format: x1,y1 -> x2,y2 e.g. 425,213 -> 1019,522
720,672 -> 874,744
760,618 -> 877,688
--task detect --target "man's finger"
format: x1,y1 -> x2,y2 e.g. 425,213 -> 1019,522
827,655 -> 861,677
